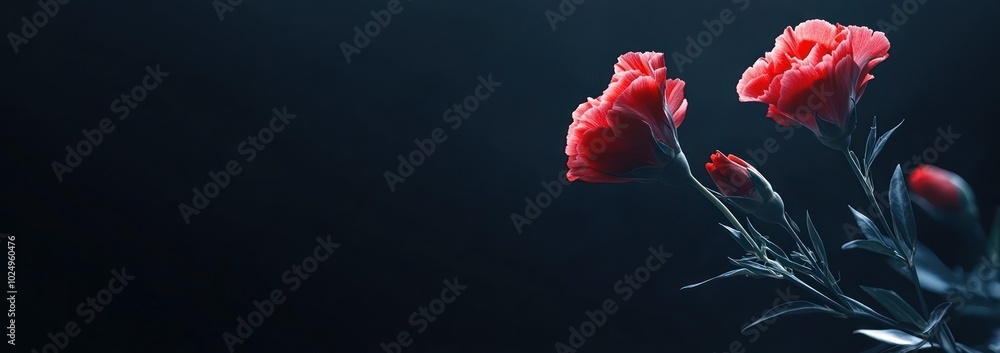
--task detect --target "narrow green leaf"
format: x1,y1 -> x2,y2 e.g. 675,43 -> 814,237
866,119 -> 904,173
842,240 -> 897,257
720,224 -> 755,254
729,257 -> 775,277
741,301 -> 842,332
849,206 -> 898,254
681,268 -> 757,290
855,329 -> 925,346
748,220 -> 788,259
861,286 -> 927,328
923,302 -> 952,334
838,294 -> 898,324
805,212 -> 827,267
863,117 -> 877,170
890,165 -> 918,260
887,257 -> 912,281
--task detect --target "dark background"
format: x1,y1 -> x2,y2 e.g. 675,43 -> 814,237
2,0 -> 999,352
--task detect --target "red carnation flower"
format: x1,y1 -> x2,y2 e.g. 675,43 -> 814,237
737,19 -> 890,149
565,52 -> 691,184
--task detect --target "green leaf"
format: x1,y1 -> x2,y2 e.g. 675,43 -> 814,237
741,301 -> 843,332
748,220 -> 788,259
855,329 -> 925,346
863,117 -> 877,171
729,257 -> 776,277
923,302 -> 952,334
838,294 -> 898,325
720,224 -> 756,254
849,206 -> 898,254
887,257 -> 913,281
866,119 -> 904,173
842,240 -> 897,257
889,165 -> 918,260
680,268 -> 757,290
805,212 -> 827,267
861,286 -> 927,328
990,207 -> 1000,265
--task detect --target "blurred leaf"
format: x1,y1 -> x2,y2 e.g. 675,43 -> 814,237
910,243 -> 963,295
741,301 -> 843,332
849,206 -> 898,253
990,207 -> 1000,265
863,117 -> 877,171
882,343 -> 932,353
935,322 -> 959,353
680,269 -> 757,290
866,119 -> 904,173
843,240 -> 897,257
805,212 -> 827,267
855,329 -> 925,346
890,165 -> 918,260
923,302 -> 952,334
861,286 -> 927,328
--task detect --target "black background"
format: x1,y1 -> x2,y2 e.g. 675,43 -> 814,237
2,0 -> 1000,352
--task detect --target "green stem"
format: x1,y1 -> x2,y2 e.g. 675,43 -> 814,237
780,219 -> 846,297
689,176 -> 765,259
842,150 -> 929,317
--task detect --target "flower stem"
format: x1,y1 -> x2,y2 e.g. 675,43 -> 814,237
842,150 -> 929,316
780,218 -> 846,296
689,176 -> 762,256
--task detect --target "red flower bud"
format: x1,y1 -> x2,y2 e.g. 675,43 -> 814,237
908,165 -> 975,217
705,151 -> 785,224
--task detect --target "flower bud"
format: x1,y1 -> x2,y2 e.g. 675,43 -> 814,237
908,164 -> 978,223
705,151 -> 785,224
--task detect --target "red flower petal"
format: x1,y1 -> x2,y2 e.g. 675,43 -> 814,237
846,25 -> 890,97
614,51 -> 667,83
737,58 -> 772,102
664,78 -> 688,127
706,151 -> 754,197
609,76 -> 673,145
